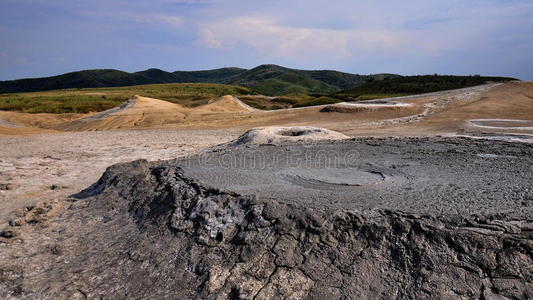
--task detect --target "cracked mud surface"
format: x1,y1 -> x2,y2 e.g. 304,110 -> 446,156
0,137 -> 532,299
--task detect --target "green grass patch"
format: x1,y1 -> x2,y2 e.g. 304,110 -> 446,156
0,83 -> 252,113
353,94 -> 410,101
292,97 -> 342,108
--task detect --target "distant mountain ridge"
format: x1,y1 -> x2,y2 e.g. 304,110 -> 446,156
0,65 -> 515,96
0,65 -> 398,96
222,64 -> 399,95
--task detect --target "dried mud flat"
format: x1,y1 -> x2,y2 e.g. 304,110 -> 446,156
0,129 -> 238,229
1,136 -> 532,299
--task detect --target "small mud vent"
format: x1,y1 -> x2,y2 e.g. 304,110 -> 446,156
282,168 -> 386,188
278,128 -> 320,137
230,126 -> 348,145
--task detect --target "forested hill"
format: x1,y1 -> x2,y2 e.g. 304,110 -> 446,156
0,65 -> 397,95
0,65 -> 515,96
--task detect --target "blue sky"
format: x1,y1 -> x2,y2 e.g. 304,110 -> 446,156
1,0 -> 532,80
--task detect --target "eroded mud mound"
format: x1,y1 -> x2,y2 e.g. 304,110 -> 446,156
230,126 -> 348,146
1,138 -> 533,299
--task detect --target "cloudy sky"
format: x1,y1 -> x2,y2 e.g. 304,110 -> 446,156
1,0 -> 532,80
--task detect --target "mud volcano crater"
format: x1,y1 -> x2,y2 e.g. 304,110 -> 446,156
179,138 -> 533,215
5,138 -> 532,299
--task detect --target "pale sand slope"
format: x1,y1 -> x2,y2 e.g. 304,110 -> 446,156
0,110 -> 79,135
58,95 -> 190,131
55,95 -> 258,131
0,92 -> 424,134
0,124 -> 54,136
191,95 -> 259,113
368,81 -> 533,137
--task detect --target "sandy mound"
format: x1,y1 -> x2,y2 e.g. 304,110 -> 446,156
230,126 -> 348,145
192,95 -> 257,114
0,110 -> 80,133
0,124 -> 54,135
59,95 -> 190,131
0,111 -> 76,135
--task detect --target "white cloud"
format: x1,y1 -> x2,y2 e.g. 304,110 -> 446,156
199,16 -> 420,61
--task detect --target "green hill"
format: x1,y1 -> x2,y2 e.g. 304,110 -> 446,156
222,64 -> 399,95
172,67 -> 247,83
224,65 -> 337,95
133,68 -> 181,83
0,66 -> 517,97
0,65 -> 395,96
0,69 -> 154,93
306,70 -> 400,90
0,68 -> 247,94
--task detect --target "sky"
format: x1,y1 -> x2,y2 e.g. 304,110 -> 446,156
0,0 -> 532,80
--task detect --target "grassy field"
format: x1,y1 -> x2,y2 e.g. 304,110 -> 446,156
0,81 -> 404,114
2,75 -> 506,114
341,93 -> 410,101
270,96 -> 343,108
0,85 -> 420,114
0,83 -> 252,113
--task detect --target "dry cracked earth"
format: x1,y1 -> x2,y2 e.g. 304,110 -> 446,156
1,134 -> 532,299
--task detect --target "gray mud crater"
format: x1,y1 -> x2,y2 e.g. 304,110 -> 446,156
179,138 -> 533,215
1,137 -> 532,299
281,168 -> 386,187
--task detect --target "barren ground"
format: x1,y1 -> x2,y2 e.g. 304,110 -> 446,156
0,129 -> 238,229
0,82 -> 532,299
1,82 -> 532,227
1,137 -> 531,299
